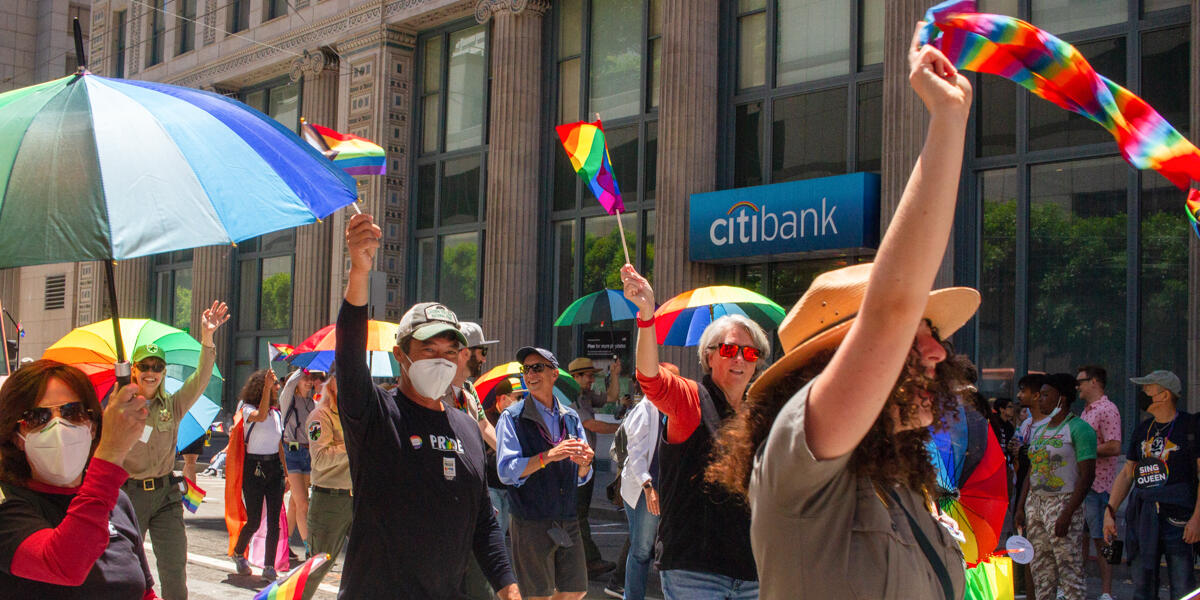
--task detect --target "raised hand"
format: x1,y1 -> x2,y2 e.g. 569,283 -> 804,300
620,264 -> 655,318
346,213 -> 382,273
200,300 -> 230,344
94,384 -> 149,465
909,23 -> 972,119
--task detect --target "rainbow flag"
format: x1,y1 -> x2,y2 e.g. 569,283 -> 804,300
920,1 -> 1200,196
301,119 -> 386,176
1187,189 -> 1200,238
253,553 -> 330,600
267,343 -> 294,363
181,477 -> 205,513
556,120 -> 625,215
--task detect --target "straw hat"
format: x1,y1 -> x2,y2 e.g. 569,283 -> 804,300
750,263 -> 981,397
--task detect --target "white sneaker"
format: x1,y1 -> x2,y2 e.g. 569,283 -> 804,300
1098,594 -> 1115,600
1055,592 -> 1066,600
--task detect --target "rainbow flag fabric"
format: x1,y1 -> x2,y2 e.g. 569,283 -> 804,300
181,477 -> 206,513
919,1 -> 1200,193
301,119 -> 386,176
555,120 -> 625,215
267,343 -> 294,363
253,553 -> 330,600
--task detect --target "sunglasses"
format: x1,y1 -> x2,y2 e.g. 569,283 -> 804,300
709,343 -> 762,363
521,363 -> 554,374
473,347 -> 488,357
1075,377 -> 1092,385
135,361 -> 166,373
19,402 -> 97,431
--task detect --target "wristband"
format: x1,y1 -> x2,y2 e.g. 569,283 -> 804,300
636,314 -> 655,328
538,452 -> 545,469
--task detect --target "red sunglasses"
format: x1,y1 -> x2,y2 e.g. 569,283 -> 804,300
709,343 -> 761,363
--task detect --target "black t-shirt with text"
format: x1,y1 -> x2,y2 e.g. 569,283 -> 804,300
1128,413 -> 1199,500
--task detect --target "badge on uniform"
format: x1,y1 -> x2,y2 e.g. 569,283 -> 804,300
308,421 -> 322,442
443,456 -> 456,480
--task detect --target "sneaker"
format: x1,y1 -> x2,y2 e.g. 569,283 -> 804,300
288,548 -> 300,563
603,583 -> 625,598
233,555 -> 251,576
1055,591 -> 1066,600
1099,594 -> 1115,600
262,567 -> 277,581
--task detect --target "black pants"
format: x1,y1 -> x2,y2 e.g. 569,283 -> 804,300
234,455 -> 285,557
577,477 -> 601,563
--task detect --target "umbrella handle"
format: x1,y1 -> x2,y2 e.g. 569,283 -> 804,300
104,261 -> 132,388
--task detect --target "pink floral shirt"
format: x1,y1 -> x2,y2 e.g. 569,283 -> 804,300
1080,395 -> 1122,493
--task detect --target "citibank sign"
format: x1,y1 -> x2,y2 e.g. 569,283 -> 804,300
689,172 -> 880,263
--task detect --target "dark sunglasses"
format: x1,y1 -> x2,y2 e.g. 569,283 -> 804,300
472,347 -> 488,357
521,363 -> 554,374
1075,377 -> 1092,385
135,361 -> 166,373
709,343 -> 762,363
19,402 -> 97,430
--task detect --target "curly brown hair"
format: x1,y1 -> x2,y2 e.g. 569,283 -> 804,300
238,369 -> 279,408
706,335 -> 974,500
0,360 -> 103,484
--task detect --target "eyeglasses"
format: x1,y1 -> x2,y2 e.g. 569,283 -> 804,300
473,347 -> 488,357
18,402 -> 96,430
709,343 -> 762,363
135,361 -> 166,373
521,363 -> 553,374
1075,377 -> 1092,386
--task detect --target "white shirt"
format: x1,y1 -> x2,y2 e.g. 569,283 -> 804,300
241,403 -> 283,455
620,397 -> 662,508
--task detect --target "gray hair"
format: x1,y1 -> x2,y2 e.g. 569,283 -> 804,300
697,315 -> 771,373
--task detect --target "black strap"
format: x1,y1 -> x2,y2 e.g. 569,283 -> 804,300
694,380 -> 723,437
888,490 -> 955,600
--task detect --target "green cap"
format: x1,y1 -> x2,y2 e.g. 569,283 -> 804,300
396,302 -> 467,346
131,343 -> 166,363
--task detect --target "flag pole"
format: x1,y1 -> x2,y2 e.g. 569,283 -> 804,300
594,112 -> 632,265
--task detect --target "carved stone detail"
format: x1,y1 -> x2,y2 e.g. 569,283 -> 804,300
475,0 -> 549,23
203,0 -> 217,45
289,47 -> 339,83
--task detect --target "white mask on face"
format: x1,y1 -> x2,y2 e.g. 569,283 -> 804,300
20,418 -> 94,486
402,356 -> 458,400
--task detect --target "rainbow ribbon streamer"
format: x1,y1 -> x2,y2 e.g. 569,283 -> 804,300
253,553 -> 330,600
920,1 -> 1200,236
181,477 -> 206,513
556,120 -> 625,215
301,119 -> 386,176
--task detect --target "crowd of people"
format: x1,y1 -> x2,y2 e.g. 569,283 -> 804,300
0,25 -> 1196,600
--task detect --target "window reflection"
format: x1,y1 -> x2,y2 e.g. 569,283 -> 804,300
776,0 -> 850,86
772,88 -> 847,182
978,169 -> 1018,399
589,0 -> 642,119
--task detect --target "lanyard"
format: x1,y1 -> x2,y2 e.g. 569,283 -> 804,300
535,402 -> 568,446
1031,415 -> 1070,448
1145,413 -> 1179,456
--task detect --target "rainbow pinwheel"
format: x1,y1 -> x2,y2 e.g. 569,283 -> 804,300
928,405 -> 1009,567
287,321 -> 399,377
43,318 -> 223,452
920,0 -> 1200,235
653,286 -> 786,347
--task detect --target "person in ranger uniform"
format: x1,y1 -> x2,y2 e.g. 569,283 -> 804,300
303,368 -> 351,599
121,300 -> 230,600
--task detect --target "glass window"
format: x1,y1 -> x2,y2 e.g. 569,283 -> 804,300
268,83 -> 299,132
154,265 -> 192,331
776,0 -> 850,86
738,11 -> 766,90
554,221 -> 578,354
643,210 -> 655,281
440,156 -> 481,226
416,164 -> 437,229
113,11 -> 126,77
644,122 -> 657,201
735,102 -> 763,187
607,125 -> 640,204
417,237 -> 437,300
1140,174 -> 1189,381
856,80 -> 882,173
176,0 -> 195,55
554,146 -> 577,212
260,255 -> 292,330
266,0 -> 286,20
977,74 -> 1017,157
977,169 -> 1018,399
1027,157 -> 1127,398
860,0 -> 884,66
979,0 -> 1018,15
1141,26 -> 1190,139
238,261 -> 257,330
439,232 -> 479,317
147,0 -> 164,67
772,88 -> 847,182
1032,0 -> 1125,33
589,0 -> 643,119
583,213 -> 638,292
560,0 -> 583,56
559,58 -> 582,124
229,0 -> 249,33
445,26 -> 488,151
1028,38 -> 1125,151
1144,0 -> 1189,13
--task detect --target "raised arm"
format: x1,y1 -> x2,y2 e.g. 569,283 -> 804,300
171,301 -> 228,414
805,27 -> 971,460
243,369 -> 276,423
336,213 -> 383,421
621,265 -> 660,380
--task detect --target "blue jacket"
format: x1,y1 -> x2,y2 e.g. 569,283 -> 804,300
497,397 -> 586,521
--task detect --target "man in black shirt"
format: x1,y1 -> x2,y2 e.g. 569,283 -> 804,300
336,212 -> 519,600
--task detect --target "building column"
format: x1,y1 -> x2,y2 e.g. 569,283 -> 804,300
111,257 -> 151,319
1188,0 -> 1199,410
290,48 -> 339,342
881,0 -> 955,289
191,245 -> 232,403
0,269 -> 19,322
479,0 -> 548,360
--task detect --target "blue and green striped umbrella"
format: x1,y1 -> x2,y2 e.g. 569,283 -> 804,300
0,71 -> 359,268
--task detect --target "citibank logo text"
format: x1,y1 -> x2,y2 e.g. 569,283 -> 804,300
708,199 -> 839,247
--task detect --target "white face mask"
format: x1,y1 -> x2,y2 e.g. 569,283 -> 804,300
402,357 -> 458,400
20,418 -> 94,486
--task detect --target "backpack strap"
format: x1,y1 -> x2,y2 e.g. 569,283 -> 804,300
694,381 -> 722,437
888,489 -> 955,600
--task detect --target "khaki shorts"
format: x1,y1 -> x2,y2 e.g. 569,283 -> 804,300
510,516 -> 588,596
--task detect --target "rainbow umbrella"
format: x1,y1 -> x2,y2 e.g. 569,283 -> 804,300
554,289 -> 641,327
929,405 -> 1009,567
653,286 -> 786,347
43,318 -> 223,452
287,320 -> 399,377
474,361 -> 580,407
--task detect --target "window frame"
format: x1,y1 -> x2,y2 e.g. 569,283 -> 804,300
152,250 -> 194,331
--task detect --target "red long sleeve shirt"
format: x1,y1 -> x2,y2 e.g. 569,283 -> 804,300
637,369 -> 703,445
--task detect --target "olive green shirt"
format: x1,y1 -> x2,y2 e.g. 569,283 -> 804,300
307,400 -> 351,490
122,345 -> 217,480
749,379 -> 966,600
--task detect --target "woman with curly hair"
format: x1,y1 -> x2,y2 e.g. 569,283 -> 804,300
702,25 -> 980,600
227,369 -> 288,581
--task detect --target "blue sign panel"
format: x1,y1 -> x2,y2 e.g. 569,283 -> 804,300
688,172 -> 880,263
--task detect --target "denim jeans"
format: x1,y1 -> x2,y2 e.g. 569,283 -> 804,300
661,568 -> 759,600
488,487 -> 511,538
624,494 -> 661,600
1130,515 -> 1196,600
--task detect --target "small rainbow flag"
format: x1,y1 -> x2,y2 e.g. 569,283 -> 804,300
253,553 -> 330,600
556,120 -> 625,215
301,119 -> 386,176
181,477 -> 206,513
268,343 -> 295,363
1187,189 -> 1200,238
